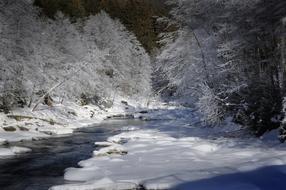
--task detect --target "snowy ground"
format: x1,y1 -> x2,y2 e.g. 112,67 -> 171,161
0,98 -> 162,159
50,108 -> 286,190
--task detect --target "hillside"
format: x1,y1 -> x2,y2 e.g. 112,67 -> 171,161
33,0 -> 175,52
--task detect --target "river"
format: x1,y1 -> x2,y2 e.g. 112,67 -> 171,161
0,119 -> 145,190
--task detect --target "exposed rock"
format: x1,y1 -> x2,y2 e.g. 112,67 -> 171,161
93,143 -> 127,157
18,126 -> 29,131
106,114 -> 134,120
121,100 -> 128,106
139,110 -> 148,114
3,126 -> 17,132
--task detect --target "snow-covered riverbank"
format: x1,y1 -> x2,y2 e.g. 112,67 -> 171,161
0,99 -> 162,159
50,108 -> 286,190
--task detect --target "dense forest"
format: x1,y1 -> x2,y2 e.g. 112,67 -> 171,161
0,0 -> 152,113
1,0 -> 286,141
155,0 -> 286,141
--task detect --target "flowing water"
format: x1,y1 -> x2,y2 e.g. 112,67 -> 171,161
0,119 -> 145,190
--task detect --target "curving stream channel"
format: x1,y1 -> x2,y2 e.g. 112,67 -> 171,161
2,116 -> 285,190
0,119 -> 145,190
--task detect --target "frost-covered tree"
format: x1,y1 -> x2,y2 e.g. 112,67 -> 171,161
157,0 -> 286,132
0,0 -> 34,111
196,83 -> 224,124
0,0 -> 152,112
83,11 -> 152,100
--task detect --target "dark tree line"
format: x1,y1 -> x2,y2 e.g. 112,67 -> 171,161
33,0 -> 173,52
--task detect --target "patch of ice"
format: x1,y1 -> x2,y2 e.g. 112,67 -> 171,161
10,146 -> 32,154
0,138 -> 7,145
120,126 -> 140,131
0,146 -> 31,158
108,130 -> 176,144
0,148 -> 14,157
192,143 -> 218,153
95,141 -> 114,147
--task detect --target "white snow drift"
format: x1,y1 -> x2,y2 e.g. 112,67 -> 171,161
50,114 -> 286,190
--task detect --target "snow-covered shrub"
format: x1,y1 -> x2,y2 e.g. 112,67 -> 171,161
196,83 -> 224,124
279,98 -> 286,142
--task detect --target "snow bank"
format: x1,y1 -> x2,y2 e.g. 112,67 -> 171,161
0,138 -> 7,145
0,146 -> 32,158
10,146 -> 32,154
50,124 -> 286,190
0,96 -> 147,141
0,97 -> 153,159
0,148 -> 14,157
